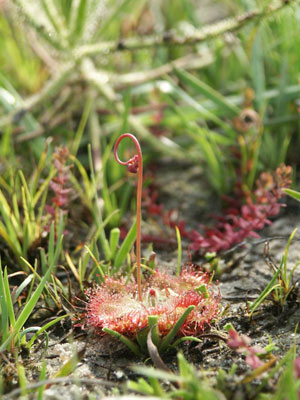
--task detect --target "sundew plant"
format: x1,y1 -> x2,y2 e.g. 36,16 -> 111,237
82,134 -> 221,356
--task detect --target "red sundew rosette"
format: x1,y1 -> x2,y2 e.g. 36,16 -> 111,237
83,270 -> 220,338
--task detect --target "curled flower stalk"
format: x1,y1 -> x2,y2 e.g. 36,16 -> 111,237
114,133 -> 143,302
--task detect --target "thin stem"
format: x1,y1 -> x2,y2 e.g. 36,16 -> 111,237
114,133 -> 143,302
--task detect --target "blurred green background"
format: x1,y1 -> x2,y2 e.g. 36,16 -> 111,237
0,0 -> 299,217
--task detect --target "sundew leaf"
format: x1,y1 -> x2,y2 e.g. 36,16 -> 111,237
159,305 -> 195,353
147,326 -> 170,372
172,336 -> 202,347
131,366 -> 185,383
102,327 -> 141,357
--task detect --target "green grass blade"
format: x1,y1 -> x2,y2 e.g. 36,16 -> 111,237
0,223 -> 21,259
283,228 -> 297,282
249,259 -> 283,315
20,326 -> 49,351
0,261 -> 9,343
283,188 -> 300,203
52,217 -> 65,267
69,156 -> 93,203
48,222 -> 55,266
84,245 -> 105,280
37,360 -> 47,400
41,0 -> 66,37
71,97 -> 92,156
16,359 -> 27,397
169,99 -> 226,193
92,0 -> 134,40
52,347 -> 86,378
12,274 -> 34,304
69,0 -> 88,44
27,314 -> 68,348
250,29 -> 266,112
175,68 -> 241,116
164,79 -> 235,139
114,220 -> 137,270
109,228 -> 120,260
32,169 -> 55,207
88,145 -> 111,261
0,194 -> 21,252
4,267 -> 16,329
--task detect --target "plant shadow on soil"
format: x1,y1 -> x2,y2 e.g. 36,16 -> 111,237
3,160 -> 300,400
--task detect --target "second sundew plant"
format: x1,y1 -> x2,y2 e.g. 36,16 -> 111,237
82,133 -> 221,356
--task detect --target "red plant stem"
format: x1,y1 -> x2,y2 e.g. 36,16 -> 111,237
114,133 -> 143,302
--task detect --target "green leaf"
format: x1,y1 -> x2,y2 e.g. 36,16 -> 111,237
69,0 -> 88,43
3,267 -> 16,330
175,68 -> 241,117
27,314 -> 69,348
248,258 -> 283,316
283,188 -> 300,202
0,254 -> 57,351
159,305 -> 195,353
37,360 -> 47,400
102,327 -> 141,356
52,347 -> 86,378
114,220 -> 137,270
109,228 -> 120,259
250,29 -> 266,112
0,261 -> 9,343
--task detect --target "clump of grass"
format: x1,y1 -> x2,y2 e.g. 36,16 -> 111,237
249,228 -> 300,314
0,219 -> 65,353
